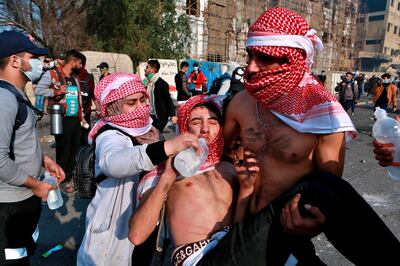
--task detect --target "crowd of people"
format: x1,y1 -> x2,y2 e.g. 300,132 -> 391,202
1,7 -> 400,266
331,71 -> 399,116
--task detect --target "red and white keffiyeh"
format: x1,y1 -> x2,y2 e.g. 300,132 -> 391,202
176,95 -> 224,167
89,73 -> 152,144
136,95 -> 225,204
245,8 -> 356,140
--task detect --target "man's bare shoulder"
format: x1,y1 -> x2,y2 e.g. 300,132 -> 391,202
230,90 -> 251,105
215,161 -> 236,183
225,90 -> 252,121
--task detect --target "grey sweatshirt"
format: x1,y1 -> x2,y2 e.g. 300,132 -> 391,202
0,82 -> 42,202
35,71 -> 55,97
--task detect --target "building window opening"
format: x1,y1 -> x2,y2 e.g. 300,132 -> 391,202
187,0 -> 199,17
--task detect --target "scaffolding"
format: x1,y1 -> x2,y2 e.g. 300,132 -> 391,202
182,0 -> 360,70
270,0 -> 360,71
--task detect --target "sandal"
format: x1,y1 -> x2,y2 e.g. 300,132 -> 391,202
61,181 -> 75,193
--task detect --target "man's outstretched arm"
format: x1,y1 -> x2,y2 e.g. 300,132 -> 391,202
129,158 -> 176,245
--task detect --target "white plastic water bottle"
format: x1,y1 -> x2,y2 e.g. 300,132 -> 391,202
372,107 -> 400,180
43,171 -> 64,210
174,138 -> 209,177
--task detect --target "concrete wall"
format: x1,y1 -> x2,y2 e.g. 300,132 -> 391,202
81,51 -> 133,84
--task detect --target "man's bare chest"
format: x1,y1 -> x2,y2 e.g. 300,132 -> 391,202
240,114 -> 317,163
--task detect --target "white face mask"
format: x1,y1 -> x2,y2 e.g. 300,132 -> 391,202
193,66 -> 199,71
19,58 -> 43,82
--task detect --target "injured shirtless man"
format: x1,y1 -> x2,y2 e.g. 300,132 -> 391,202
129,95 -> 262,265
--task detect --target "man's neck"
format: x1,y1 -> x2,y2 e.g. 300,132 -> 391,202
0,72 -> 27,91
62,65 -> 72,77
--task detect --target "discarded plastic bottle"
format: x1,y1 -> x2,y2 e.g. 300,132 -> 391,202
174,138 -> 208,177
372,107 -> 400,180
43,171 -> 64,210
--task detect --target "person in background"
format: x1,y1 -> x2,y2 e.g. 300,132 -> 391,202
55,53 -> 65,69
188,62 -> 207,95
175,61 -> 190,101
145,59 -> 177,132
216,61 -> 240,96
76,52 -> 95,145
356,73 -> 365,98
35,49 -> 84,193
0,30 -> 64,265
318,70 -> 326,87
97,62 -> 110,81
373,73 -> 397,113
337,72 -> 358,115
393,76 -> 400,93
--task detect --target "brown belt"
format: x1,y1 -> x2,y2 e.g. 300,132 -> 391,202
172,239 -> 211,266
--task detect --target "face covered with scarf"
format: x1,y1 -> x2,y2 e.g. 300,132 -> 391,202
89,72 -> 160,144
177,95 -> 225,166
244,8 -> 335,115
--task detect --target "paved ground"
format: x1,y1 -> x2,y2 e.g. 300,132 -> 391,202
30,95 -> 400,265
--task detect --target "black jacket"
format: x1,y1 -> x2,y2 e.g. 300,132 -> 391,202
175,71 -> 190,101
153,77 -> 176,126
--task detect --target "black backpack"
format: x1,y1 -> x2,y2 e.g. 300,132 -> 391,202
209,73 -> 231,95
73,124 -> 140,198
0,80 -> 43,160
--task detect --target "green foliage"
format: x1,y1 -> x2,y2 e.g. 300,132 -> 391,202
87,0 -> 191,65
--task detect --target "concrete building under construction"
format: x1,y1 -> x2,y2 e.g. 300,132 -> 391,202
180,0 -> 361,72
357,0 -> 400,73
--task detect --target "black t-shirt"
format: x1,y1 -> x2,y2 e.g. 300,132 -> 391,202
375,84 -> 388,107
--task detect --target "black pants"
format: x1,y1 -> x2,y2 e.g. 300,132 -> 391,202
343,100 -> 355,113
0,196 -> 41,265
55,116 -> 81,181
151,115 -> 168,133
198,171 -> 400,266
374,103 -> 388,111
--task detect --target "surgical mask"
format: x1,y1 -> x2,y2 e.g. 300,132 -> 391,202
19,58 -> 43,82
383,79 -> 390,84
193,66 -> 199,71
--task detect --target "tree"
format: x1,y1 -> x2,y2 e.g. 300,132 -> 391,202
87,0 -> 191,65
0,0 -> 96,54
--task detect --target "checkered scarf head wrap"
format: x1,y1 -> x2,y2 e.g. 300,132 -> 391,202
245,8 -> 334,115
177,95 -> 224,166
94,72 -> 151,128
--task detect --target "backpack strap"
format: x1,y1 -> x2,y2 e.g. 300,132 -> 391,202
93,124 -> 141,183
0,80 -> 43,160
49,69 -> 66,86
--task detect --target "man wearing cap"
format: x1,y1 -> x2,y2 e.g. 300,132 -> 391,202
97,62 -> 110,81
0,30 -> 65,265
35,49 -> 84,193
55,53 -> 66,69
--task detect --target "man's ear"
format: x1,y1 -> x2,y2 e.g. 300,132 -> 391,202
9,55 -> 22,69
